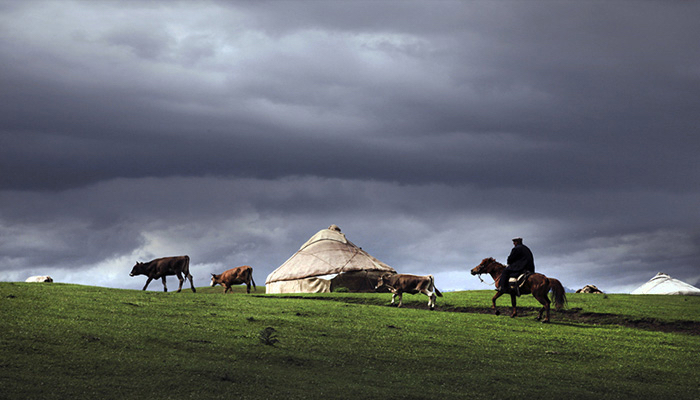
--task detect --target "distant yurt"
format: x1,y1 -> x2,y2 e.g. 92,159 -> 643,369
631,272 -> 700,295
265,225 -> 396,294
576,284 -> 604,294
25,275 -> 53,283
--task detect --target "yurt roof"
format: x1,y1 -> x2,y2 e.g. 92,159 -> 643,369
630,272 -> 700,295
265,225 -> 396,284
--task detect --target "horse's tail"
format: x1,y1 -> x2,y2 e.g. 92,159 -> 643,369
548,278 -> 567,310
430,275 -> 443,297
251,275 -> 257,292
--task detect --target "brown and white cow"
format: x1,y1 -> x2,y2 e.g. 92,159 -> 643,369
210,265 -> 256,294
129,255 -> 196,293
375,273 -> 443,310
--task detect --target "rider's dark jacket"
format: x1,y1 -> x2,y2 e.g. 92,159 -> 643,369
506,243 -> 535,273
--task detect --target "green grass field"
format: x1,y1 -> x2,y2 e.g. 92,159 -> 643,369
1,282 -> 699,399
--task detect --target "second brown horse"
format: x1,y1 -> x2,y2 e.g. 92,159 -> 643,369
471,257 -> 567,323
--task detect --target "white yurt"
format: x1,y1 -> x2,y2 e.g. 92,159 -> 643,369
631,272 -> 700,295
265,225 -> 396,294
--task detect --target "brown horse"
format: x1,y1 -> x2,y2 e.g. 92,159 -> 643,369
471,257 -> 567,323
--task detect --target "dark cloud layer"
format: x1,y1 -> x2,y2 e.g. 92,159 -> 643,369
1,0 -> 699,292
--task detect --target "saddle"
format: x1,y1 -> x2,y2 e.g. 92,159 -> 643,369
507,272 -> 531,296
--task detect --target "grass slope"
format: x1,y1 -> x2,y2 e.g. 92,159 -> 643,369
1,283 -> 699,400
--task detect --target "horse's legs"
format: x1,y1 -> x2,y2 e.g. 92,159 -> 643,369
532,291 -> 551,322
161,276 -> 168,292
491,292 -> 504,315
142,277 -> 153,291
510,294 -> 518,318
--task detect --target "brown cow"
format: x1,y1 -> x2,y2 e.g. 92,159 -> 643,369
375,273 -> 443,310
129,255 -> 196,293
210,265 -> 256,294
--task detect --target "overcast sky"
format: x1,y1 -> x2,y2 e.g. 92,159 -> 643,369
2,0 -> 699,293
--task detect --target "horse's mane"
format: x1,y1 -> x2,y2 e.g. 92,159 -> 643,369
482,257 -> 503,267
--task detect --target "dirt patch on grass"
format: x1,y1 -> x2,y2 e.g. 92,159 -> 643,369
440,305 -> 700,335
259,295 -> 700,335
558,307 -> 700,335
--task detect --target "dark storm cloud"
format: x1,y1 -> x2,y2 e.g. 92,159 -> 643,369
1,0 -> 699,291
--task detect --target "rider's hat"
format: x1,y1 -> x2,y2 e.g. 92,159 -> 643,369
512,237 -> 523,242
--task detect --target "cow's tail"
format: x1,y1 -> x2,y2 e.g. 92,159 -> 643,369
548,278 -> 567,310
250,271 -> 257,292
183,255 -> 192,277
430,275 -> 443,297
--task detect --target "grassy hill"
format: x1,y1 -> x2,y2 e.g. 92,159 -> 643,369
1,282 -> 699,399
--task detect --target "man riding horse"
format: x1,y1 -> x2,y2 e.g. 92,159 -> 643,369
498,237 -> 535,294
